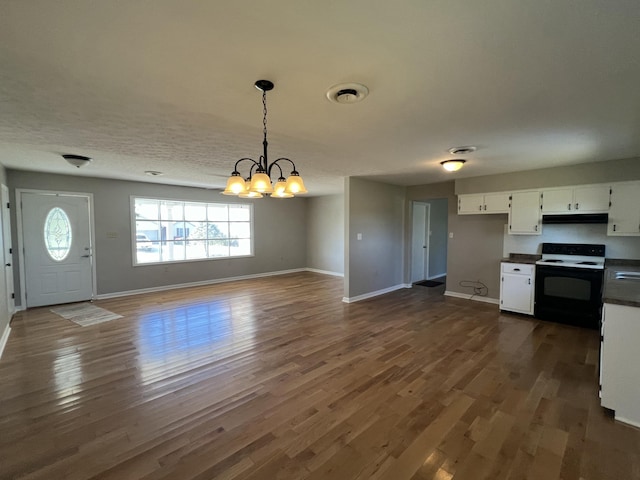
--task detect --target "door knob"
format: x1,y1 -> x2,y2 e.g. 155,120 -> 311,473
5,263 -> 10,267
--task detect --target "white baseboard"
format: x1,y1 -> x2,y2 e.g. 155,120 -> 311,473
342,283 -> 411,303
95,268 -> 308,300
615,414 -> 640,429
444,290 -> 500,305
0,323 -> 10,360
305,268 -> 344,278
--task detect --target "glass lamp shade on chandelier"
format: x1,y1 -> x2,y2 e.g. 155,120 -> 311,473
222,80 -> 308,199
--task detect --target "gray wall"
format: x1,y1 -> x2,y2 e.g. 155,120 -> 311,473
455,157 -> 640,194
9,170 -> 307,301
306,194 -> 344,275
345,177 -> 405,299
405,182 -> 504,299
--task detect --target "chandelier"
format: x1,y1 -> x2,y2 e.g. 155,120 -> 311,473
222,80 -> 307,198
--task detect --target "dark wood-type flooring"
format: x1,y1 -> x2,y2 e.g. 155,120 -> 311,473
1,272 -> 639,479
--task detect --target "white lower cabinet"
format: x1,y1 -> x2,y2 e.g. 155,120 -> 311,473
499,263 -> 535,315
600,303 -> 640,427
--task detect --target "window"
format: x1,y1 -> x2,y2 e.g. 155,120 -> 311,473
132,197 -> 252,265
44,207 -> 72,261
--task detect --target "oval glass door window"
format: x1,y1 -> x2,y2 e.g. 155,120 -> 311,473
44,207 -> 73,261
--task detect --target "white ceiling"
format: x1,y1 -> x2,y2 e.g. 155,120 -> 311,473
1,1 -> 639,195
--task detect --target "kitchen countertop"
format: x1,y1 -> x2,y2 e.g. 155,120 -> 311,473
501,253 -> 541,265
603,259 -> 640,308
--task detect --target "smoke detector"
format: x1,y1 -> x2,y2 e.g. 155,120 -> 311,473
326,83 -> 369,104
448,146 -> 477,155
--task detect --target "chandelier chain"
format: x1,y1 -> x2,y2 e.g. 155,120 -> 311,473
262,90 -> 268,140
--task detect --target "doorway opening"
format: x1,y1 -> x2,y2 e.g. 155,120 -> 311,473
410,199 -> 448,288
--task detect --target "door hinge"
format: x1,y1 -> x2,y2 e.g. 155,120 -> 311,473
5,202 -> 9,209
8,248 -> 11,254
11,293 -> 14,299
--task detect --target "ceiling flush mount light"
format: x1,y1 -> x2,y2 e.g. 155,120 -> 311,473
63,154 -> 92,168
222,80 -> 307,199
326,83 -> 369,104
441,159 -> 466,172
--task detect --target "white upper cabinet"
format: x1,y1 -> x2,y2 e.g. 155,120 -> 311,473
483,193 -> 511,213
541,184 -> 609,214
458,194 -> 484,214
574,185 -> 611,213
458,193 -> 509,214
608,182 -> 640,236
509,191 -> 541,235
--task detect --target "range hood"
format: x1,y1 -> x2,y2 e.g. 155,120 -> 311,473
542,213 -> 609,224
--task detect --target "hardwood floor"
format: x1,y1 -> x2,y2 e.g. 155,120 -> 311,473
1,272 -> 639,480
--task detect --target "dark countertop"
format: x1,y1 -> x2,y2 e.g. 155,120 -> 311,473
603,259 -> 640,308
501,253 -> 541,265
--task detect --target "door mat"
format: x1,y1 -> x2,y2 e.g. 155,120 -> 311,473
50,302 -> 123,327
413,280 -> 444,287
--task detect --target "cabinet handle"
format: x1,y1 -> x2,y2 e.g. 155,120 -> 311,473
479,205 -> 482,211
568,203 -> 571,210
483,205 -> 487,211
613,224 -> 617,232
575,203 -> 579,210
528,278 -> 531,285
513,268 -> 521,271
534,225 -> 538,232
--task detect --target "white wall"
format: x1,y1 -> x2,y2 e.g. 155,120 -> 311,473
306,194 -> 344,275
0,166 -> 11,356
503,223 -> 640,259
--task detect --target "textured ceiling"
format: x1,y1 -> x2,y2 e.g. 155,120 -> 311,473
1,1 -> 639,195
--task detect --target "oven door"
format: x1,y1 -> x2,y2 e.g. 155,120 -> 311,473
534,265 -> 603,328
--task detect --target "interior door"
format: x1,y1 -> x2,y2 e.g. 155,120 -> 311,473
21,192 -> 93,307
411,203 -> 429,283
1,185 -> 14,315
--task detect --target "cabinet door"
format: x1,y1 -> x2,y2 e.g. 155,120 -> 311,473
574,185 -> 610,213
600,303 -> 640,424
541,188 -> 573,213
509,191 -> 541,235
608,183 -> 640,235
500,272 -> 534,314
483,193 -> 510,213
458,194 -> 484,214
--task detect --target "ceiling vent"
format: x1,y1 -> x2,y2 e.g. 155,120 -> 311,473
448,146 -> 477,155
326,83 -> 369,104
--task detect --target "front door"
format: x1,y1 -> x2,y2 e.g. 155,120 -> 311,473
21,192 -> 93,307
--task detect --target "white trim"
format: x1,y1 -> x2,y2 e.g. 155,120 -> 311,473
305,268 -> 344,277
444,290 -> 500,305
95,268 -> 307,300
615,415 -> 640,429
16,189 -> 97,308
342,283 -> 410,303
0,324 -> 10,360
